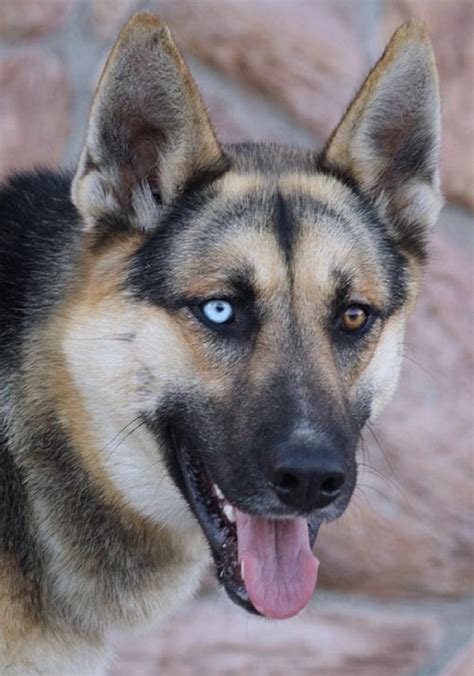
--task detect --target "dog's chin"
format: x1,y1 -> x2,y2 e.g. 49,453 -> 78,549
166,429 -> 321,617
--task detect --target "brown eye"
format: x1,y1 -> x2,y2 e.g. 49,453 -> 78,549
340,305 -> 370,333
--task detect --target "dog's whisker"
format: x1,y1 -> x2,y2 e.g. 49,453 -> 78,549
401,352 -> 437,381
351,487 -> 377,516
101,418 -> 146,465
357,461 -> 412,511
357,482 -> 407,508
364,425 -> 396,476
101,415 -> 143,453
358,435 -> 369,467
65,336 -> 135,343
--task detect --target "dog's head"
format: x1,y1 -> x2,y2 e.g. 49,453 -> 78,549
66,12 -> 441,618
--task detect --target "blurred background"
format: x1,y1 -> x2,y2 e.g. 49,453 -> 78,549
0,1 -> 472,674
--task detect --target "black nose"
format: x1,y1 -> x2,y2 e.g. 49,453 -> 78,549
269,446 -> 346,512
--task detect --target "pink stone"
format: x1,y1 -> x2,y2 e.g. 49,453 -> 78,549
446,641 -> 474,676
0,50 -> 70,179
89,0 -> 142,41
0,0 -> 76,38
158,0 -> 365,142
108,595 -> 439,675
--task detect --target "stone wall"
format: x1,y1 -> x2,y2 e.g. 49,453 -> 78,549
1,0 -> 473,208
1,2 -> 472,674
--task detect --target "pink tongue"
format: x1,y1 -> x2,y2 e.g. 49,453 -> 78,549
236,510 -> 319,619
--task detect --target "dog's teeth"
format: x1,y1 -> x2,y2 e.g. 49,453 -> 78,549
223,503 -> 236,523
240,560 -> 245,581
213,483 -> 224,500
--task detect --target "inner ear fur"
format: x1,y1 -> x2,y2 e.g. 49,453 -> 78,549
72,11 -> 227,232
323,20 -> 443,259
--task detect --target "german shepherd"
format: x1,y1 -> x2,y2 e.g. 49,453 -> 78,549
0,11 -> 442,674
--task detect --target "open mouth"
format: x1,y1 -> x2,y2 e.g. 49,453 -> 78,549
170,431 -> 320,619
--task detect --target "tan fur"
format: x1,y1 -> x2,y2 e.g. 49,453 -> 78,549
217,171 -> 270,196
0,557 -> 39,654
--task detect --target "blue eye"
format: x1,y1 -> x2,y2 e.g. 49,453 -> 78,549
201,299 -> 234,325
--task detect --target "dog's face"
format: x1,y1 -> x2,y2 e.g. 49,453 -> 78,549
64,13 -> 441,618
128,165 -> 409,517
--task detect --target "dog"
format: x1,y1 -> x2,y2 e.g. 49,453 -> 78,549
0,10 -> 442,674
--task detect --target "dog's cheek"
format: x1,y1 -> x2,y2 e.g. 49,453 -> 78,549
132,308 -> 195,410
352,315 -> 406,421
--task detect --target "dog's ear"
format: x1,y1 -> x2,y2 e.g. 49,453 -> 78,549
323,20 -> 442,259
72,11 -> 226,232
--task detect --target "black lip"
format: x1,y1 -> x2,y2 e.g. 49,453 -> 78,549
168,428 -> 320,616
169,430 -> 257,610
308,518 -> 320,549
172,431 -> 226,552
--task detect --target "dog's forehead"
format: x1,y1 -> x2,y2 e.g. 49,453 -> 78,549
170,170 -> 384,299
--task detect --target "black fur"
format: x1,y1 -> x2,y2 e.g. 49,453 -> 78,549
273,190 -> 296,264
0,171 -> 80,372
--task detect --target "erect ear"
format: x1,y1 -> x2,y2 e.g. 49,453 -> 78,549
323,20 -> 442,259
72,11 -> 227,232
